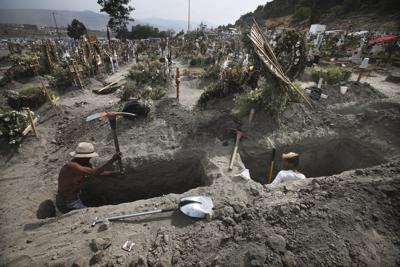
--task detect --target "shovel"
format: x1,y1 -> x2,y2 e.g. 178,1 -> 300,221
91,196 -> 214,226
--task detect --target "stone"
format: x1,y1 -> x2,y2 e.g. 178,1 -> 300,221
97,223 -> 109,232
89,251 -> 104,266
47,259 -> 66,267
129,255 -> 148,267
71,255 -> 86,267
90,238 -> 111,252
222,216 -> 236,226
281,251 -> 296,267
267,234 -> 286,253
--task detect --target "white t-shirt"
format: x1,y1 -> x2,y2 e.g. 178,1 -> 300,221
271,170 -> 306,184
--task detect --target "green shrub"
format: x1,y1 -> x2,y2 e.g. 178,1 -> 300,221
141,86 -> 167,100
294,7 -> 312,21
121,80 -> 136,101
9,52 -> 36,66
309,66 -> 352,85
7,87 -> 47,110
0,109 -> 30,145
235,88 -> 263,116
128,60 -> 167,86
331,5 -> 345,16
48,66 -> 73,89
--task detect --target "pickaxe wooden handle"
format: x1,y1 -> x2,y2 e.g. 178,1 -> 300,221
227,129 -> 247,171
109,117 -> 123,173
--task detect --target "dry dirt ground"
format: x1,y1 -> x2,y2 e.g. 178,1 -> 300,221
0,64 -> 399,267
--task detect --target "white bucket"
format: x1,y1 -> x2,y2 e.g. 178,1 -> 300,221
340,86 -> 348,95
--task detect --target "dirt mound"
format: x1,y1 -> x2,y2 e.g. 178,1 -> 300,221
171,162 -> 400,267
317,82 -> 386,106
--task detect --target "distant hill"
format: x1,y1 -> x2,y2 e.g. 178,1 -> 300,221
235,0 -> 400,31
0,9 -> 193,32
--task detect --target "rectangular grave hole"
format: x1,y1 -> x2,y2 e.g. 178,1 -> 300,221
242,137 -> 387,184
80,154 -> 210,207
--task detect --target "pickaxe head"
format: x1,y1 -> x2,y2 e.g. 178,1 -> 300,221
225,128 -> 248,139
86,112 -> 136,122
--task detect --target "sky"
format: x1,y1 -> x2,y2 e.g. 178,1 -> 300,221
0,0 -> 268,26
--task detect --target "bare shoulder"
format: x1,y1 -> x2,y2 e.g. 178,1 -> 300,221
62,162 -> 81,171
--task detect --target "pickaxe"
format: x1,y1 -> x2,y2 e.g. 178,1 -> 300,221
266,137 -> 276,184
86,112 -> 136,173
226,128 -> 247,171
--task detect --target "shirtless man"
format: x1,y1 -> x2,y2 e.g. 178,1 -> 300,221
56,142 -> 120,213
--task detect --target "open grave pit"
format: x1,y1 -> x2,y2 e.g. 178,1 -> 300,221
242,137 -> 387,184
80,151 -> 212,207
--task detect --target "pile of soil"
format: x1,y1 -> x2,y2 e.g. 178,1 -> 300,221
316,81 -> 387,106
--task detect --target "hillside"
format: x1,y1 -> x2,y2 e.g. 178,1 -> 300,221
235,0 -> 400,31
0,9 -> 191,32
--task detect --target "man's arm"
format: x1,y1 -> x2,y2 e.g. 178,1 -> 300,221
71,154 -> 121,176
271,171 -> 283,185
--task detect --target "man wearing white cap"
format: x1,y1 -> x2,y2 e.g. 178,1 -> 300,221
56,142 -> 121,213
272,152 -> 306,184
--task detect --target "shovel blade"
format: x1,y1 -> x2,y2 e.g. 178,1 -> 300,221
179,196 -> 214,219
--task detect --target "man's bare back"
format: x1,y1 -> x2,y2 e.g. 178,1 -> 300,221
57,161 -> 95,201
56,142 -> 120,213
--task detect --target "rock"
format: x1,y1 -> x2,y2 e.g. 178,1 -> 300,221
244,247 -> 266,267
97,223 -> 109,232
267,234 -> 286,253
71,255 -> 86,267
312,182 -> 320,190
37,199 -> 56,219
48,259 -> 67,267
232,203 -> 245,213
355,169 -> 364,175
386,72 -> 400,83
223,206 -> 235,216
90,238 -> 111,252
222,216 -> 236,226
89,251 -> 104,266
249,186 -> 261,196
281,251 -> 296,267
292,206 -> 301,214
155,257 -> 172,267
129,255 -> 148,267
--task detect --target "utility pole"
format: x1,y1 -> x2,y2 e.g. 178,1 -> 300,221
187,0 -> 191,32
52,12 -> 61,40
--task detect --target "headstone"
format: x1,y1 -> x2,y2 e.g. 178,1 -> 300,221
360,58 -> 369,69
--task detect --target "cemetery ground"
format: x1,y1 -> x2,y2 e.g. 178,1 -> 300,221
0,53 -> 399,266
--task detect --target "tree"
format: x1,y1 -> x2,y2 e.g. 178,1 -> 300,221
67,19 -> 87,40
97,0 -> 134,34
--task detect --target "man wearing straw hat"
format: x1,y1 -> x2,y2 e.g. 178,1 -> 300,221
272,152 -> 306,184
56,142 -> 121,213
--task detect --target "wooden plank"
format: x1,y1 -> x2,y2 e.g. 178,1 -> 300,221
22,117 -> 38,136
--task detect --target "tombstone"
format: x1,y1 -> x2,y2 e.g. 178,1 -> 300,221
351,47 -> 363,64
360,58 -> 369,69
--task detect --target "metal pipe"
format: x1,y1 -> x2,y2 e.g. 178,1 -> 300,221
108,209 -> 163,221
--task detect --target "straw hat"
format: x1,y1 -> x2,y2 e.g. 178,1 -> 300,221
282,152 -> 299,159
69,142 -> 99,158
